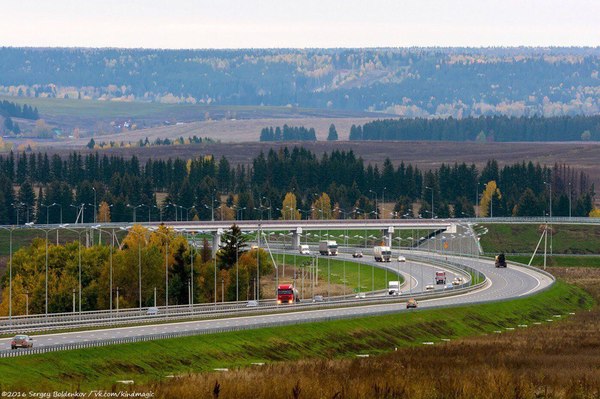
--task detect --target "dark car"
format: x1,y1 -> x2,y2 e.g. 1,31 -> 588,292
495,253 -> 507,268
352,251 -> 363,258
11,334 -> 33,350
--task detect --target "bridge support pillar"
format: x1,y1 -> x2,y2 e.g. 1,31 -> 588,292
292,227 -> 302,250
383,226 -> 394,247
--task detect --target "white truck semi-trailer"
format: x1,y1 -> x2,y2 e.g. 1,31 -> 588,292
388,280 -> 400,295
319,240 -> 338,256
373,246 -> 392,262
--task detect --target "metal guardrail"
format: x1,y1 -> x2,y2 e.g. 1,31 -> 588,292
0,253 -> 492,357
0,283 -> 489,358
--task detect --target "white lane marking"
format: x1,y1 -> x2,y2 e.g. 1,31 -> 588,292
513,265 -> 543,296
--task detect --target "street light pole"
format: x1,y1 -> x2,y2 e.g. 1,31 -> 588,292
476,182 -> 480,218
381,187 -> 387,220
369,190 -> 378,219
568,182 -> 572,219
425,186 -> 434,219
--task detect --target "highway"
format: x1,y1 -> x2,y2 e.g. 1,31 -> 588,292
0,250 -> 553,353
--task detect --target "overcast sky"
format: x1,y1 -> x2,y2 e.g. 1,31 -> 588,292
1,0 -> 599,48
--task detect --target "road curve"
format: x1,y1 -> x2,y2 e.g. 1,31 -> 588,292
0,252 -> 553,352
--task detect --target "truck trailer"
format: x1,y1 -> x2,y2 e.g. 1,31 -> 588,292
373,245 -> 392,262
435,271 -> 447,285
277,284 -> 299,304
388,280 -> 400,295
319,240 -> 338,256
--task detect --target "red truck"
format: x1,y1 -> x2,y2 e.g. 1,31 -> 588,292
435,271 -> 447,285
277,284 -> 299,304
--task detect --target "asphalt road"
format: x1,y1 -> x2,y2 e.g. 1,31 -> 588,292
0,251 -> 552,351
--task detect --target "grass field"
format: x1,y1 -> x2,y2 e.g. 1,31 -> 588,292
146,268 -> 600,399
479,223 -> 600,254
271,253 -> 403,297
0,280 -> 588,391
509,254 -> 600,268
1,95 -> 372,120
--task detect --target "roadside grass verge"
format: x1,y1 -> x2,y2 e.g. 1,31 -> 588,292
148,268 -> 600,399
271,253 -> 403,296
509,254 -> 600,268
479,223 -> 600,254
0,280 -> 590,391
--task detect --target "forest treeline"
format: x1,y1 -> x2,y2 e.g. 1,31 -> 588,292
0,147 -> 595,225
1,47 -> 599,117
0,100 -> 39,120
0,224 -> 274,315
0,99 -> 40,135
350,115 -> 600,142
260,125 -> 317,142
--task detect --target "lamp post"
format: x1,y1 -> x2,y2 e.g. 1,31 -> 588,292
153,205 -> 163,222
186,230 -> 196,307
59,224 -> 85,314
543,181 -> 552,219
119,226 -> 145,310
425,186 -> 434,219
544,180 -> 553,255
92,187 -> 97,224
11,202 -> 25,225
211,189 -> 217,222
164,203 -> 178,222
127,204 -> 145,223
568,182 -> 572,219
369,190 -> 378,219
0,226 -> 16,320
23,224 -> 54,317
150,227 -> 171,312
381,187 -> 387,220
475,182 -> 480,218
183,206 -> 195,222
265,197 -> 272,220
92,225 -> 115,312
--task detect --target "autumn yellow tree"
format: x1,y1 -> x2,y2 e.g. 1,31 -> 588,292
280,192 -> 301,220
589,208 -> 600,218
479,181 -> 502,217
97,201 -> 111,223
311,193 -> 333,219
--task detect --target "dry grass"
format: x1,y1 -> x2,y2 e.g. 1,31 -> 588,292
142,269 -> 600,399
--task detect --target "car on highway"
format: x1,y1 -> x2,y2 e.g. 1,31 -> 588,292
352,251 -> 363,258
425,284 -> 435,290
299,245 -> 311,255
397,256 -> 406,262
11,334 -> 33,350
246,300 -> 259,307
452,278 -> 461,286
406,298 -> 418,309
312,295 -> 324,302
355,292 -> 366,299
146,306 -> 159,315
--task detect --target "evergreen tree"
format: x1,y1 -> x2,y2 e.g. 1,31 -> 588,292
327,124 -> 338,141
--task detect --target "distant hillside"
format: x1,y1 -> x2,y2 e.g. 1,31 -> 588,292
1,47 -> 600,117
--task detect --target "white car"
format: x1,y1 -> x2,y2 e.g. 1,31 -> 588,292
452,278 -> 461,286
146,306 -> 159,315
397,256 -> 406,262
355,292 -> 366,299
425,284 -> 435,290
246,300 -> 259,307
